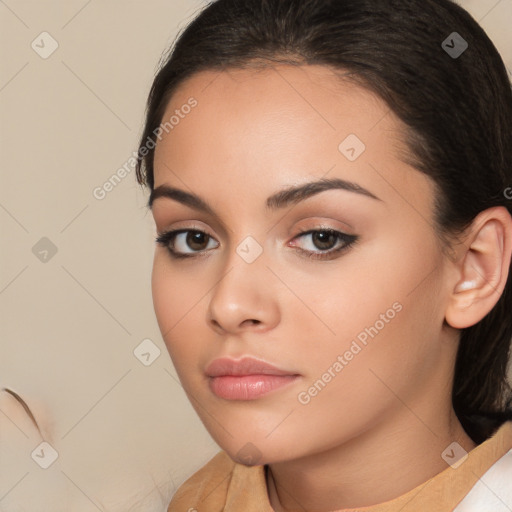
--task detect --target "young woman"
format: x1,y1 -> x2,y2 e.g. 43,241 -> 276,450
135,0 -> 512,510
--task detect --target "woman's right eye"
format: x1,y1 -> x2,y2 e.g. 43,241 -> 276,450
155,229 -> 220,259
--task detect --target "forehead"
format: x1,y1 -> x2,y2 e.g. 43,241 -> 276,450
152,64 -> 434,216
160,64 -> 391,143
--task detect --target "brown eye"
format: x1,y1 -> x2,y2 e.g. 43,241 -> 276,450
311,230 -> 338,251
291,229 -> 359,261
187,231 -> 210,251
155,228 -> 220,258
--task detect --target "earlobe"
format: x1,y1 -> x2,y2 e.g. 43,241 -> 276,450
445,207 -> 512,330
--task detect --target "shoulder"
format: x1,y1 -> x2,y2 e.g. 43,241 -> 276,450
167,450 -> 236,512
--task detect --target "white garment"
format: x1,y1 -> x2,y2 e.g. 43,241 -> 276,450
454,449 -> 512,511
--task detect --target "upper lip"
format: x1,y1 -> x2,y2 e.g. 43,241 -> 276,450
205,357 -> 298,377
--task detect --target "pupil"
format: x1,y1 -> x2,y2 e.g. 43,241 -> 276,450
188,231 -> 207,250
313,231 -> 335,250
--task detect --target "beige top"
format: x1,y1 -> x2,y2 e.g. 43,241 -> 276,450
167,421 -> 512,511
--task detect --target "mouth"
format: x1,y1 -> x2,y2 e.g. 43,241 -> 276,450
205,356 -> 301,400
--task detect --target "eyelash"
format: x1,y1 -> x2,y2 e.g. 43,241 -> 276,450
155,227 -> 359,261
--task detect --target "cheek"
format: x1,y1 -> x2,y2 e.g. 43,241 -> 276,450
302,232 -> 444,378
151,254 -> 205,360
151,255 -> 174,334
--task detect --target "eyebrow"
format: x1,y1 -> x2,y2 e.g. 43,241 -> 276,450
147,177 -> 381,212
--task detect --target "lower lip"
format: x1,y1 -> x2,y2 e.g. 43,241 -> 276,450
208,374 -> 299,400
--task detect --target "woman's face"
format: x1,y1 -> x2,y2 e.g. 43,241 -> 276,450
150,64 -> 456,464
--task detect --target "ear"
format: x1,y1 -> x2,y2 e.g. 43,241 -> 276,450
445,206 -> 512,329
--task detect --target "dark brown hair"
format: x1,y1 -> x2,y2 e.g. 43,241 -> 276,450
135,0 -> 512,443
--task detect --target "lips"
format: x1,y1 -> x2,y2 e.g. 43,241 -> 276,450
205,357 -> 300,400
205,356 -> 298,377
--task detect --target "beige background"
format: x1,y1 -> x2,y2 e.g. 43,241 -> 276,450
0,1 -> 511,511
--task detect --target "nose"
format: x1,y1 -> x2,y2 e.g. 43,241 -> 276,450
206,246 -> 280,335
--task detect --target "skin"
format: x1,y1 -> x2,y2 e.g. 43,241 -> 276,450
149,64 -> 512,511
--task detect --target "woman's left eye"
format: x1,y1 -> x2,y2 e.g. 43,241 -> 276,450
155,228 -> 358,260
291,229 -> 359,260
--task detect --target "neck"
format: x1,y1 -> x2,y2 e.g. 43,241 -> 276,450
266,408 -> 476,512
